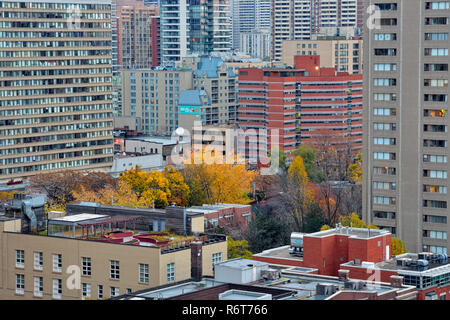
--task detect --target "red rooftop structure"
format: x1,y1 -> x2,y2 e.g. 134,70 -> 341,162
252,226 -> 391,277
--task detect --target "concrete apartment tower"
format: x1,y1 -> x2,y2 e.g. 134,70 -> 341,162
271,0 -> 361,61
0,0 -> 114,182
363,0 -> 450,254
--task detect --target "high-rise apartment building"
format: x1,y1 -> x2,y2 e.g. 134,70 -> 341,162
239,29 -> 272,60
121,56 -> 238,135
116,2 -> 159,69
363,0 -> 450,254
272,0 -> 361,61
237,55 -> 363,163
160,0 -> 231,64
282,38 -> 363,74
0,0 -> 114,182
230,0 -> 271,50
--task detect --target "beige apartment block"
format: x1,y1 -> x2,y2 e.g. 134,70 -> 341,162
121,68 -> 193,135
363,0 -> 450,254
0,218 -> 227,300
0,0 -> 114,182
121,56 -> 238,136
282,38 -> 363,74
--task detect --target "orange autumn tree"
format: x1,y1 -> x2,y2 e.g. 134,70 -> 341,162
183,148 -> 257,206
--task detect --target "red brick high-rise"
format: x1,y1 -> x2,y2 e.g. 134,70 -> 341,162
237,55 -> 363,164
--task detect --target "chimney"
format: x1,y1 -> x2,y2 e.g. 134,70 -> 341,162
390,275 -> 404,288
338,269 -> 350,281
191,241 -> 203,282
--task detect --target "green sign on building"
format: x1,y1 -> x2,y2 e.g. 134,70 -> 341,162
179,106 -> 200,115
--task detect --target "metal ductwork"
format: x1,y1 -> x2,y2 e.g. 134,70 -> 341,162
21,200 -> 37,232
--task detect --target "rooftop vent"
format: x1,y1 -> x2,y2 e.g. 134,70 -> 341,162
316,283 -> 339,296
344,280 -> 366,291
410,259 -> 429,271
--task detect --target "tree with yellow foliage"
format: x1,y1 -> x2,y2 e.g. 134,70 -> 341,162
391,237 -> 406,256
279,156 -> 314,232
349,151 -> 362,184
183,152 -> 256,206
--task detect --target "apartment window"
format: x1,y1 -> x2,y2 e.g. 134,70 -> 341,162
424,63 -> 448,71
423,154 -> 448,163
53,279 -> 62,299
34,252 -> 43,271
374,48 -> 397,56
430,246 -> 447,254
52,254 -> 62,273
374,122 -> 396,131
374,33 -> 397,41
425,17 -> 449,25
374,137 -> 396,145
16,250 -> 24,268
16,274 -> 25,295
374,78 -> 397,86
424,109 -> 447,118
139,263 -> 149,284
126,288 -> 132,294
373,152 -> 396,160
424,185 -> 448,194
423,200 -> 448,209
373,181 -> 396,191
374,93 -> 397,101
425,33 -> 449,41
98,285 -> 104,299
212,252 -> 222,266
34,276 -> 43,297
424,215 -> 447,224
110,260 -> 119,279
428,230 -> 448,239
82,283 -> 91,300
374,63 -> 396,71
424,48 -> 449,56
373,196 -> 396,205
424,170 -> 448,179
82,257 -> 92,276
426,1 -> 450,10
424,79 -> 448,87
376,3 -> 398,10
167,263 -> 175,283
110,287 -> 119,297
374,166 -> 396,176
374,108 -> 396,116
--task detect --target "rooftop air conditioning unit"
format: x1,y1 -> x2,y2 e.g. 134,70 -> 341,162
261,269 -> 281,281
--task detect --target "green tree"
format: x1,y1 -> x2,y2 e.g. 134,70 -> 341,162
227,237 -> 253,259
294,145 -> 326,183
244,212 -> 290,253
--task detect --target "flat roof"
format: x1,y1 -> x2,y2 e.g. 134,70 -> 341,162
49,213 -> 109,224
308,227 -> 390,240
343,253 -> 450,277
214,258 -> 268,270
253,245 -> 304,262
127,136 -> 190,145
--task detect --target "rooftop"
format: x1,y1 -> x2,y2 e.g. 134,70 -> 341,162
127,136 -> 190,146
113,266 -> 411,301
253,245 -> 304,263
308,226 -> 390,240
48,213 -> 108,224
343,252 -> 450,276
